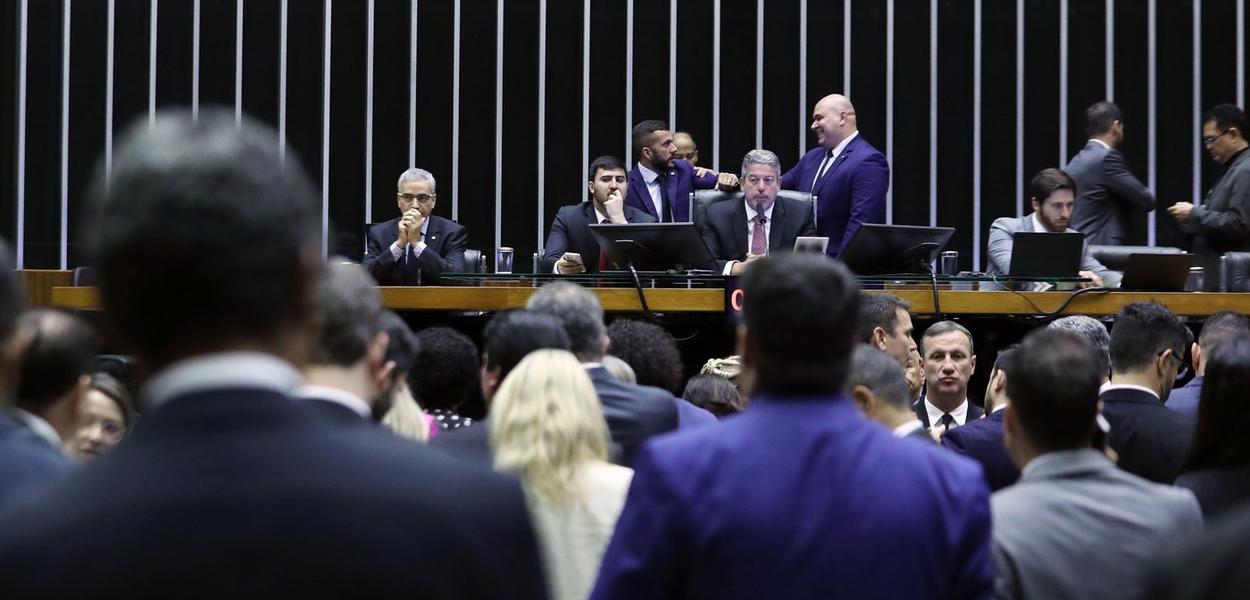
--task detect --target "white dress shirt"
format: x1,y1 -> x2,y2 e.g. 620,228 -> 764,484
721,201 -> 776,275
1089,138 -> 1111,150
925,398 -> 970,427
637,162 -> 666,218
892,419 -> 927,439
388,216 -> 432,261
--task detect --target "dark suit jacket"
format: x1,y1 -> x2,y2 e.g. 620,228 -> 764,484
781,135 -> 890,255
362,214 -> 468,285
1177,465 -> 1250,519
1189,148 -> 1250,290
540,202 -> 657,273
904,425 -> 937,444
590,394 -> 992,599
625,159 -> 717,222
1064,140 -> 1155,246
429,417 -> 493,466
913,398 -> 985,429
941,409 -> 1020,491
1145,503 -> 1250,600
0,387 -> 546,598
0,411 -> 70,510
700,196 -> 817,271
587,366 -> 679,467
1101,387 -> 1196,484
1166,375 -> 1202,421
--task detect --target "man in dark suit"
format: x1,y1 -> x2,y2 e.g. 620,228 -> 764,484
1064,102 -> 1155,246
591,254 -> 992,599
0,110 -> 546,598
1102,301 -> 1196,484
542,155 -> 657,274
942,346 -> 1020,491
527,281 -> 678,466
914,320 -> 985,431
1167,310 -> 1250,419
701,149 -> 817,274
848,345 -> 933,444
362,167 -> 467,285
625,120 -> 736,223
781,94 -> 889,255
1169,104 -> 1250,290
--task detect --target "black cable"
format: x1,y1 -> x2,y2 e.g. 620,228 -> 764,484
988,274 -> 1111,319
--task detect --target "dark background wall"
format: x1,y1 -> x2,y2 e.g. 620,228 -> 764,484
3,0 -> 1248,272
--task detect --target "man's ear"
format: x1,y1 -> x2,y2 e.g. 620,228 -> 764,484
482,364 -> 503,398
850,385 -> 875,416
871,327 -> 888,352
1030,197 -> 1041,213
1191,342 -> 1203,374
366,332 -> 391,382
736,325 -> 750,369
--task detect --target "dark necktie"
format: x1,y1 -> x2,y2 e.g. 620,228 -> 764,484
938,413 -> 956,430
657,173 -> 673,222
813,148 -> 835,188
403,244 -> 422,286
751,207 -> 768,256
598,218 -> 612,272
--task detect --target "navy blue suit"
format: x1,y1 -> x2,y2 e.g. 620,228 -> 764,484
625,159 -> 717,223
540,202 -> 656,273
941,409 -> 1020,491
587,366 -> 679,467
0,412 -> 70,510
362,214 -> 468,285
781,135 -> 890,255
590,393 -> 993,599
1166,376 -> 1202,421
0,387 -> 546,598
1101,387 -> 1195,484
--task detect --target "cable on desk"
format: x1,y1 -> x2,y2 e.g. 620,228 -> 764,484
987,275 -> 1111,319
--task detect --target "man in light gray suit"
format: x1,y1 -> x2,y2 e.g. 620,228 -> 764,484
986,168 -> 1122,288
1064,102 -> 1155,245
1169,103 -> 1250,291
992,329 -> 1201,600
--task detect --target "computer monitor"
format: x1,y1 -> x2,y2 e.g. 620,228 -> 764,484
1008,232 -> 1084,278
589,222 -> 718,273
1119,253 -> 1196,291
839,224 -> 956,275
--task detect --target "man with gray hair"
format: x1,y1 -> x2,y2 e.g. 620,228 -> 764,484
847,346 -> 932,444
527,281 -> 678,466
700,149 -> 817,274
1047,315 -> 1111,387
362,167 -> 467,285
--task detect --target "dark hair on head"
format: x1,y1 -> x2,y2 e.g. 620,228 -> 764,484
1047,316 -> 1110,378
991,345 -> 1018,376
91,109 -> 319,368
1185,338 -> 1250,472
0,242 -> 20,342
607,319 -> 684,394
1203,103 -> 1249,140
407,327 -> 479,411
846,345 -> 911,411
483,309 -> 571,380
310,261 -> 383,367
377,311 -> 420,376
1005,329 -> 1103,451
89,372 -> 137,430
1028,168 -> 1078,205
857,294 -> 912,344
1085,101 -> 1122,136
1109,301 -> 1192,373
1198,310 -> 1250,349
681,374 -> 742,418
631,120 -> 669,153
741,254 -> 860,395
16,310 -> 101,413
588,155 -> 627,180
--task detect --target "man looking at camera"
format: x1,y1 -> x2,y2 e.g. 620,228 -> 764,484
362,168 -> 467,285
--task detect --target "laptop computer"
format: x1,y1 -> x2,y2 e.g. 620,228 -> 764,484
1119,253 -> 1196,291
1007,232 -> 1085,279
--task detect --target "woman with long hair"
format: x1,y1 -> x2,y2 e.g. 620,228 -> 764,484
1178,337 -> 1250,518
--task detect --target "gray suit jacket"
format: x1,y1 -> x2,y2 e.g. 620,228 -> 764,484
1190,148 -> 1250,289
986,213 -> 1122,288
992,449 -> 1201,600
1065,140 -> 1155,245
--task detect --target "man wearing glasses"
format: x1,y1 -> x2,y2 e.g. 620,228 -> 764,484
1168,104 -> 1250,290
363,168 -> 467,285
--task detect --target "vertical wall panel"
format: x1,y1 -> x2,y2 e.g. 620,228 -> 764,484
369,0 -> 416,232
762,0 -> 801,168
155,0 -> 192,109
891,0 -> 929,229
414,2 -> 454,229
588,0 -> 626,162
1114,0 -> 1151,245
632,0 -> 671,136
284,1 -> 324,193
981,0 -> 1018,235
199,0 -> 237,109
66,0 -> 107,267
20,0 -> 63,268
240,0 -> 279,129
454,0 -> 497,247
1156,0 -> 1194,249
113,1 -> 152,138
936,0 -> 974,271
541,0 -> 584,233
675,0 -> 713,168
1023,0 -> 1060,192
850,0 -> 886,156
716,0 -> 757,173
1201,0 -> 1238,194
327,0 -> 366,258
501,1 -> 540,264
1066,0 -> 1106,161
0,2 -> 18,247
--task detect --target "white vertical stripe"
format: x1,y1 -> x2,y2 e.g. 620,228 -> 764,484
626,0 -> 634,159
843,0 -> 851,96
799,0 -> 807,159
495,0 -> 504,251
669,0 -> 676,129
149,0 -> 156,128
453,0 -> 462,221
538,0 -> 547,251
1193,0 -> 1201,207
236,0 -> 243,126
973,0 -> 982,271
60,0 -> 70,270
885,0 -> 893,224
1239,0 -> 1245,109
366,0 -> 375,224
409,0 -> 417,167
192,0 -> 200,122
754,0 -> 763,148
322,0 -> 332,256
106,0 -> 115,185
582,0 -> 589,185
1016,0 -> 1024,217
713,0 -> 720,171
1147,0 -> 1156,245
279,0 -> 288,166
1059,0 -> 1067,165
16,0 -> 27,267
929,0 -> 937,227
1106,0 -> 1114,101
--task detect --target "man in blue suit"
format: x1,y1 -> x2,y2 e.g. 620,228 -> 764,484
782,94 -> 890,255
1167,310 -> 1250,420
625,120 -> 738,222
591,254 -> 993,599
942,346 -> 1021,491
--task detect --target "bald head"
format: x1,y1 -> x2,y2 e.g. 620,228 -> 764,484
811,94 -> 858,149
673,132 -> 699,166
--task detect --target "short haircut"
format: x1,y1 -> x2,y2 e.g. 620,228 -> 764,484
991,345 -> 1018,376
1186,337 -> 1250,471
0,242 -> 19,342
858,294 -> 912,343
15,310 -> 101,413
309,261 -> 383,367
1109,301 -> 1191,373
846,345 -> 912,411
741,254 -> 860,395
922,320 -> 975,355
1203,103 -> 1249,138
89,372 -> 137,430
407,327 -> 480,411
739,149 -> 782,179
377,311 -> 420,376
396,167 -> 436,193
631,120 -> 669,153
588,155 -> 627,180
607,319 -> 684,394
1028,168 -> 1077,205
681,374 -> 742,418
91,109 -> 319,366
1085,101 -> 1122,136
1048,315 -> 1111,378
1005,329 -> 1104,451
526,281 -> 607,361
482,309 -> 571,381
1198,310 -> 1250,350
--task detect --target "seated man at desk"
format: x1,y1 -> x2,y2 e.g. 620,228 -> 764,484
701,149 -> 817,274
362,168 -> 467,285
541,155 -> 657,274
986,168 -> 1121,288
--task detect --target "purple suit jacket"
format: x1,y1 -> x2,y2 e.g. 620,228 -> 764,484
781,135 -> 889,254
625,159 -> 717,222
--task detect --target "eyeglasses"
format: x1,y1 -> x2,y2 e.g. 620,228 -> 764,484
398,192 -> 434,204
1202,130 -> 1233,146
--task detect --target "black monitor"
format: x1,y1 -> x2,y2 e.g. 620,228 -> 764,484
839,224 -> 956,275
1008,232 -> 1084,278
589,222 -> 718,273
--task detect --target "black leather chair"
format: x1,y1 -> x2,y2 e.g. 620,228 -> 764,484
1222,252 -> 1250,292
689,189 -> 815,231
463,249 -> 487,273
72,266 -> 98,286
1088,245 -> 1185,271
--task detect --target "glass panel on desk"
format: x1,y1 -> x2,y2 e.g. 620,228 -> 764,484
439,272 -> 731,288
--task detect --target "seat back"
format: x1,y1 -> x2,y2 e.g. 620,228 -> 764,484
463,249 -> 486,273
690,189 -> 814,230
1088,245 -> 1185,271
1223,252 -> 1250,292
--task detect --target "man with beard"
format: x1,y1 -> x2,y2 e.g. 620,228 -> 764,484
542,155 -> 657,274
625,120 -> 738,223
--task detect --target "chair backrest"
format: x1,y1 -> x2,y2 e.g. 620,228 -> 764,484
1088,244 -> 1184,271
1223,252 -> 1250,292
689,189 -> 814,230
463,249 -> 486,273
72,266 -> 99,287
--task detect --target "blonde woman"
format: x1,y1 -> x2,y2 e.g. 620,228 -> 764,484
491,349 -> 633,600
